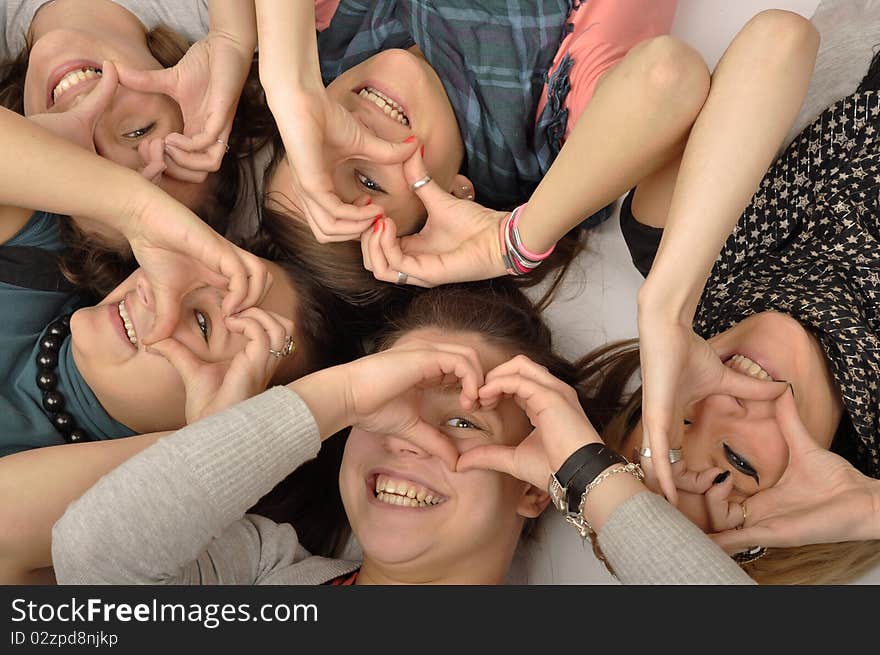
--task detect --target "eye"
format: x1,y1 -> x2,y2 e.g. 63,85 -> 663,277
445,417 -> 481,430
194,310 -> 210,343
122,123 -> 156,139
723,443 -> 759,484
356,170 -> 386,194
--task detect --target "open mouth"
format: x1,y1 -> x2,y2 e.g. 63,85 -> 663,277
372,473 -> 447,508
117,300 -> 139,347
355,86 -> 410,126
724,354 -> 773,381
48,63 -> 102,108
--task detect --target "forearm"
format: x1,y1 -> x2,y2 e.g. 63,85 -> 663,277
0,433 -> 163,582
52,387 -> 320,584
255,0 -> 322,94
208,0 -> 257,53
597,491 -> 754,584
518,37 -> 710,254
0,107 -> 159,230
640,13 -> 819,321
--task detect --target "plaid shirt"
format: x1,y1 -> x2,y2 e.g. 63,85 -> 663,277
317,0 -> 574,211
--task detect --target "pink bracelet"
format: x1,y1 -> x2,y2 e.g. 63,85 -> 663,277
510,204 -> 555,261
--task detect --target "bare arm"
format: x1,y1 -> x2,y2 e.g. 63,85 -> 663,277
0,433 -> 166,584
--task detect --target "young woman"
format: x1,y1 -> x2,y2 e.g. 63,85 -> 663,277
610,16 -> 880,583
0,282 -> 752,585
0,104 -> 350,456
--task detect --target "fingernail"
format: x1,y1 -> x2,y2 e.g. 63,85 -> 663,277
420,145 -> 425,157
374,213 -> 384,221
372,220 -> 380,234
713,471 -> 731,485
403,135 -> 416,144
365,197 -> 372,206
380,219 -> 386,232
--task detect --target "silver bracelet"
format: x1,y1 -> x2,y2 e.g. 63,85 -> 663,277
563,462 -> 645,538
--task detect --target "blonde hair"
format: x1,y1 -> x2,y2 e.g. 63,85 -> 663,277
598,343 -> 880,585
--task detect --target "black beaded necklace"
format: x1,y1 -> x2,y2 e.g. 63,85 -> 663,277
35,314 -> 91,444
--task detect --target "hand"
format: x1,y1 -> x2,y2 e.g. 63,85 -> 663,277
269,86 -> 417,242
360,149 -> 507,286
123,191 -> 271,344
342,339 -> 486,469
456,355 -> 603,489
148,308 -> 292,423
116,31 -> 253,182
710,388 -> 880,551
636,314 -> 786,505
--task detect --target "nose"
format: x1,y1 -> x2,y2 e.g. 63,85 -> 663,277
383,434 -> 430,458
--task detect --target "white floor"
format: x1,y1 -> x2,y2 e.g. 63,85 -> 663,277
516,0 -> 880,585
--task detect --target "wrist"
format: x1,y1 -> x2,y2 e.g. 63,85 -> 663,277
637,277 -> 698,327
286,365 -> 351,439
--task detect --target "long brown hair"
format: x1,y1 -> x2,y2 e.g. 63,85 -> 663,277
596,343 -> 880,585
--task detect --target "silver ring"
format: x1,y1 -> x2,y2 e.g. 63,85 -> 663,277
217,138 -> 230,153
396,271 -> 409,285
410,174 -> 431,191
638,446 -> 683,464
268,335 -> 296,358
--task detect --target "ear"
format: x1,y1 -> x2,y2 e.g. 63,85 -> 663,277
516,483 -> 551,519
449,174 -> 475,201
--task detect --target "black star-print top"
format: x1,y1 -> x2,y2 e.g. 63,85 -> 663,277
693,90 -> 880,477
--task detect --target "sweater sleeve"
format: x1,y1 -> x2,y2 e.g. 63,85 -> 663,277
52,386 -> 321,585
596,491 -> 755,584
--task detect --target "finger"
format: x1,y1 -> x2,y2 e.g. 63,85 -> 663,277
185,121 -> 233,153
485,355 -> 579,406
138,137 -> 167,183
478,374 -> 571,430
457,444 -> 518,477
162,151 -> 210,184
360,222 -> 376,271
232,307 -> 292,354
222,249 -> 271,316
301,181 -> 386,226
399,420 -> 459,471
413,340 -> 484,407
115,60 -> 175,96
225,314 -> 272,364
366,218 -> 394,280
403,147 -> 460,216
640,418 -> 680,505
372,218 -> 436,286
674,465 -> 727,494
143,286 -> 184,344
711,526 -> 777,554
164,141 -> 225,173
146,337 -> 205,388
352,130 -> 419,166
704,472 -> 743,532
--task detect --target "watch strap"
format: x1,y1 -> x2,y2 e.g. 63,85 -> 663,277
555,443 -> 604,487
564,445 -> 626,511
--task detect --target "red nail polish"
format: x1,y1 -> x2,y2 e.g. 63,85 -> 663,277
403,135 -> 416,144
374,213 -> 384,221
372,220 -> 380,234
420,145 -> 425,157
365,197 -> 372,206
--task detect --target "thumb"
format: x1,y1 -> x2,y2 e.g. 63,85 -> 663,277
718,366 -> 789,402
399,420 -> 459,471
457,445 -> 517,478
710,525 -> 776,554
71,60 -> 118,123
774,385 -> 820,455
403,146 -> 460,215
142,287 -> 182,345
115,59 -> 174,96
354,130 -> 419,166
147,337 -> 204,388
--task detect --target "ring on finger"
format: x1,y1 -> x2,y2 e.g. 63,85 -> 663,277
217,138 -> 230,153
268,335 -> 296,358
396,271 -> 409,286
410,174 -> 431,191
638,446 -> 683,464
740,499 -> 748,527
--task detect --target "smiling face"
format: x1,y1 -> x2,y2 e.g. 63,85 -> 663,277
22,0 -> 206,211
277,48 -> 466,235
69,259 -> 301,434
339,328 -> 547,584
622,311 -> 844,531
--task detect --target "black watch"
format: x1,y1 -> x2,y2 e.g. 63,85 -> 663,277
548,443 -> 626,513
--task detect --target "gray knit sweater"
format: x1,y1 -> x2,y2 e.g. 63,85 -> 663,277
51,386 -> 752,585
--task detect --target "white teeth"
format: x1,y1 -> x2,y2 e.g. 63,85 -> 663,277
52,67 -> 101,104
727,354 -> 772,381
357,87 -> 410,126
117,300 -> 138,346
374,474 -> 445,506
